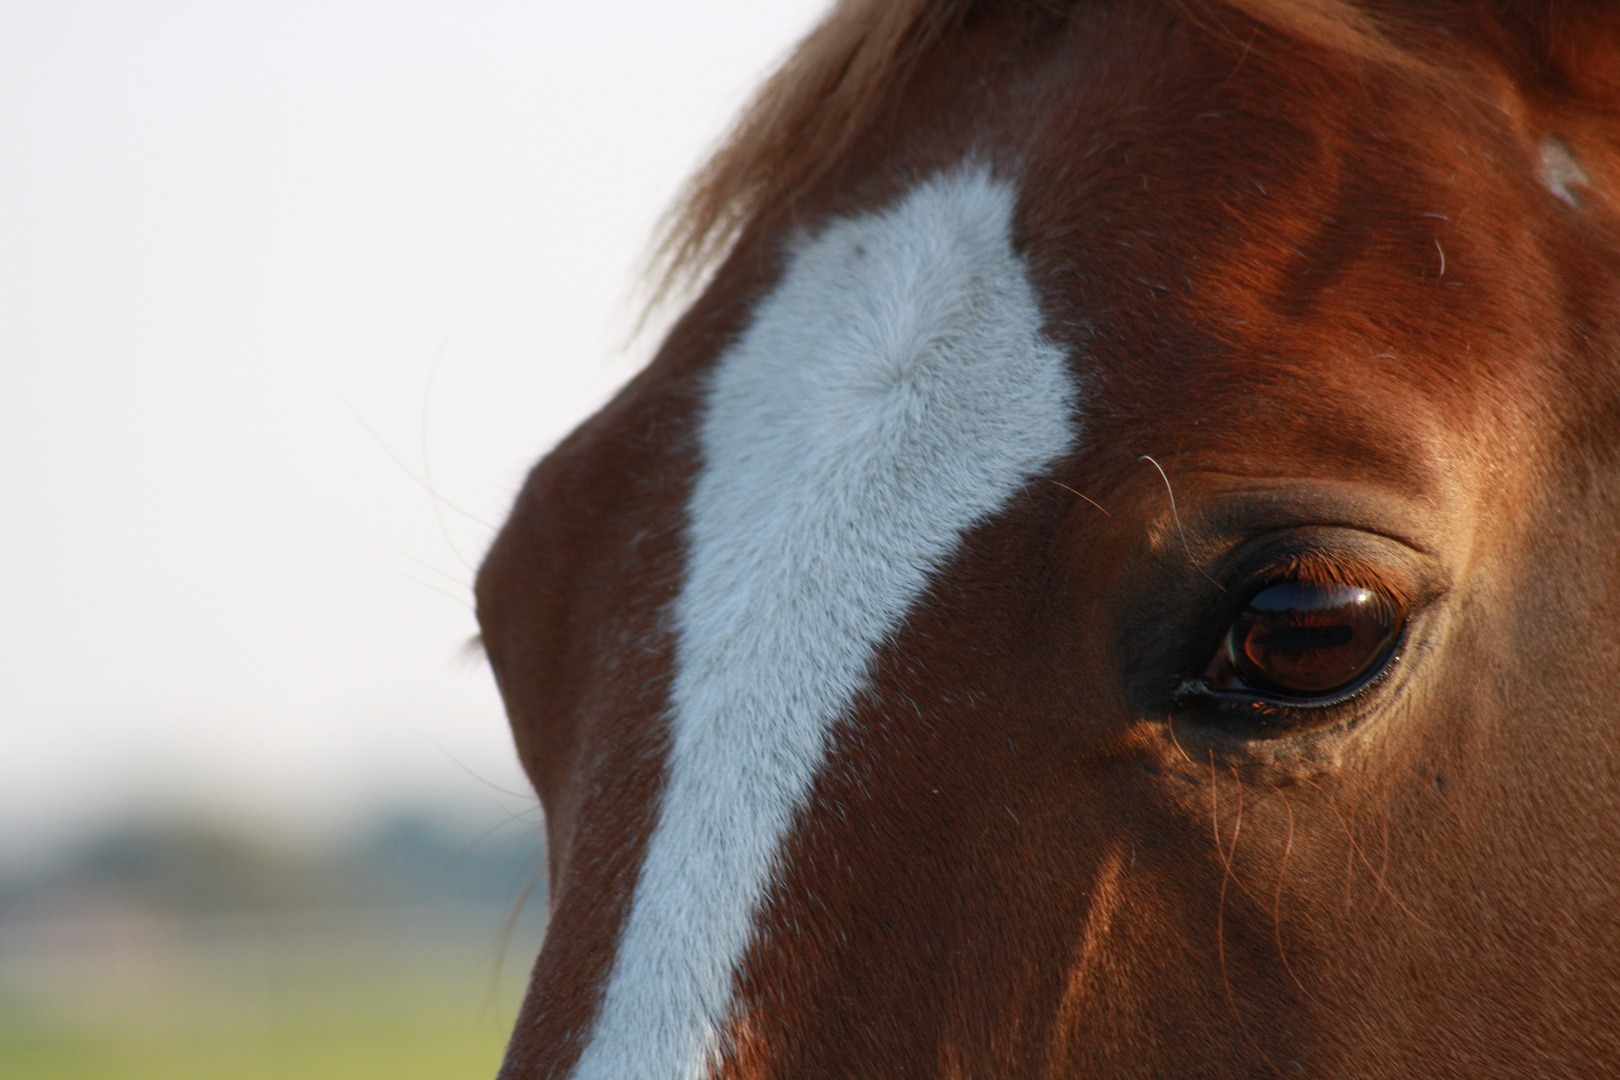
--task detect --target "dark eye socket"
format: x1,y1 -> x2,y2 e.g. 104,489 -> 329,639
1205,581 -> 1403,701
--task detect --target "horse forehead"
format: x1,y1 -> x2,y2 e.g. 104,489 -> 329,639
996,39 -> 1562,454
546,165 -> 1083,1080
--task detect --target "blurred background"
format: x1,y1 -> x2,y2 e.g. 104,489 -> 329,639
0,2 -> 825,1076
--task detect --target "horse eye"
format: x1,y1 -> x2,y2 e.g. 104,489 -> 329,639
1207,581 -> 1402,699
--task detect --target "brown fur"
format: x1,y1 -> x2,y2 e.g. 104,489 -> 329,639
481,1 -> 1620,1076
649,0 -> 1606,303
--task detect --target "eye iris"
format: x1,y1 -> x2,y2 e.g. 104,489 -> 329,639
1229,582 -> 1399,695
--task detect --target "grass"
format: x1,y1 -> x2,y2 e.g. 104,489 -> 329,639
0,904 -> 541,1080
0,1017 -> 507,1080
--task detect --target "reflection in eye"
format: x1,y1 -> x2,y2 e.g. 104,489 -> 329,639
1208,581 -> 1402,699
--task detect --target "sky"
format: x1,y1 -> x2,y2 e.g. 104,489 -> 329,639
0,0 -> 829,863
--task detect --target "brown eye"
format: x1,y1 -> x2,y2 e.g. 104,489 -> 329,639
1210,581 -> 1401,699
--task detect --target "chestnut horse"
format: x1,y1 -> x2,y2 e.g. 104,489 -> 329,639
476,1 -> 1620,1076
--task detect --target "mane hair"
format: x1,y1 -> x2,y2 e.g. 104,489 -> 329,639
649,0 -> 1424,305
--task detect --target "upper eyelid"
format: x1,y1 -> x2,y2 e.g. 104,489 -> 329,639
1215,535 -> 1426,614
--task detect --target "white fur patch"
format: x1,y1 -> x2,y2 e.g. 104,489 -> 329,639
569,167 -> 1079,1080
1538,135 -> 1590,207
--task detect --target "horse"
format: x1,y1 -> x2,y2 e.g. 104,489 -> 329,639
475,1 -> 1620,1076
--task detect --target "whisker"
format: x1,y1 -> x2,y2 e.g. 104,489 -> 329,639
389,566 -> 476,610
1050,480 -> 1113,517
1166,713 -> 1197,767
380,537 -> 472,590
486,862 -> 548,1017
1269,784 -> 1317,1005
1141,454 -> 1224,591
1211,754 -> 1274,1067
341,395 -> 498,532
427,737 -> 541,804
1304,776 -> 1440,935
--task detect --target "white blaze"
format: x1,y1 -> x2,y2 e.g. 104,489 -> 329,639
570,166 -> 1079,1080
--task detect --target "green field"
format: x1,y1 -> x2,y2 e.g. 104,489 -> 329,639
0,905 -> 542,1080
0,1010 -> 509,1080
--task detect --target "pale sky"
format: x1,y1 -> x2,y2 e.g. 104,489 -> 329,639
0,0 -> 828,862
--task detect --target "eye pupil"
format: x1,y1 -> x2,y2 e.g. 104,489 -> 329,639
1227,582 -> 1400,697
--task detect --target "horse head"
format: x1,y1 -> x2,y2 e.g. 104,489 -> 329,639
477,2 -> 1620,1075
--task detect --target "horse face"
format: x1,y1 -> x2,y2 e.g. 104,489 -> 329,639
477,4 -> 1620,1076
